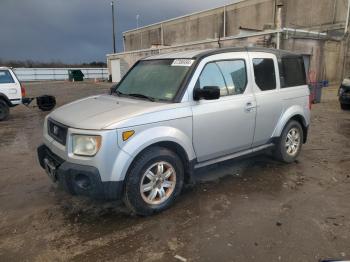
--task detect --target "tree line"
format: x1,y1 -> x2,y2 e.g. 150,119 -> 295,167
0,59 -> 107,68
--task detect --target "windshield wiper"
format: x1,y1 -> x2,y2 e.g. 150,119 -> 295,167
113,90 -> 156,102
127,93 -> 156,102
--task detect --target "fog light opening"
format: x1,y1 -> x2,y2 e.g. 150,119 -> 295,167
74,174 -> 91,190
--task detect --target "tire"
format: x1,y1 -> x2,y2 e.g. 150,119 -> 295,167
274,120 -> 303,163
340,103 -> 350,110
123,146 -> 184,216
36,95 -> 56,111
0,100 -> 10,121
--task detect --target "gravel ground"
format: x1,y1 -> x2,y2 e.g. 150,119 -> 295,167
0,81 -> 349,262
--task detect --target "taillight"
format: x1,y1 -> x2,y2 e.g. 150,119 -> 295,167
21,83 -> 26,97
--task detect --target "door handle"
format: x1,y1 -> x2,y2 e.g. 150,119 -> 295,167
245,102 -> 256,112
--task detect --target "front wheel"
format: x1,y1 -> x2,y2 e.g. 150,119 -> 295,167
123,147 -> 184,216
274,120 -> 303,163
0,100 -> 9,121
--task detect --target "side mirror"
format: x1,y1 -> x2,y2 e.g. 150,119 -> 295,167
193,86 -> 220,101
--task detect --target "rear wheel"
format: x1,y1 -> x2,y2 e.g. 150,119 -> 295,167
0,100 -> 9,121
274,120 -> 303,163
123,146 -> 184,216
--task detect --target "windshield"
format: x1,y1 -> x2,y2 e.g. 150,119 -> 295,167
116,59 -> 193,101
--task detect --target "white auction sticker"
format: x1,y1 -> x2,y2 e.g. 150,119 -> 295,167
171,59 -> 194,67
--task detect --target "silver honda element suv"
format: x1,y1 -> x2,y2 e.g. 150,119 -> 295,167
38,47 -> 310,215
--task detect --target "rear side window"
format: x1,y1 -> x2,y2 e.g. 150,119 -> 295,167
281,57 -> 306,87
253,58 -> 276,91
0,70 -> 15,84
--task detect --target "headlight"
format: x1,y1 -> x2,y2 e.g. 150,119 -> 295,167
339,87 -> 345,96
72,135 -> 102,156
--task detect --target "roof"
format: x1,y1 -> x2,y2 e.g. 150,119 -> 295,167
0,66 -> 10,70
143,49 -> 213,60
143,47 -> 302,61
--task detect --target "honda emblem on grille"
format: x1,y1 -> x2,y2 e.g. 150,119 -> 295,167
53,125 -> 59,135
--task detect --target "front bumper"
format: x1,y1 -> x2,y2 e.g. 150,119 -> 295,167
339,94 -> 350,105
339,85 -> 350,104
37,144 -> 123,200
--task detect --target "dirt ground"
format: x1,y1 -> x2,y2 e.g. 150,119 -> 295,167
0,81 -> 349,262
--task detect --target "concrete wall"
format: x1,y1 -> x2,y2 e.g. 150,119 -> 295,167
162,7 -> 224,46
110,0 -> 350,84
123,0 -> 348,51
225,0 -> 275,35
124,25 -> 161,52
283,0 -> 347,30
109,33 -> 345,84
108,33 -> 276,80
123,0 -> 276,51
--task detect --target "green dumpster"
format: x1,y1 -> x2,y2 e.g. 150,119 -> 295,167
68,70 -> 84,82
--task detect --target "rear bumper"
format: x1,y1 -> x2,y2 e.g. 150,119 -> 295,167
37,144 -> 123,200
9,98 -> 22,106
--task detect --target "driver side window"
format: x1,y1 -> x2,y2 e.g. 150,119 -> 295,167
196,62 -> 228,96
196,60 -> 248,97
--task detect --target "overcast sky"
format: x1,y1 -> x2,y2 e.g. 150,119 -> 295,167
0,0 -> 236,63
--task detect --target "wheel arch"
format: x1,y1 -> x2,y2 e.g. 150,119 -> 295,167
0,93 -> 12,107
124,140 -> 194,186
273,106 -> 309,144
289,115 -> 308,143
113,125 -> 196,184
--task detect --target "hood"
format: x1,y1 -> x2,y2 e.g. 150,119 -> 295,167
342,78 -> 350,87
49,95 -> 164,130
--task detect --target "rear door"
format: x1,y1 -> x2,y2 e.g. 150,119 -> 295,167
248,53 -> 283,147
191,52 -> 256,162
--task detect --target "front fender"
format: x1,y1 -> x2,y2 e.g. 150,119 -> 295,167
113,119 -> 195,181
120,125 -> 195,159
272,105 -> 308,138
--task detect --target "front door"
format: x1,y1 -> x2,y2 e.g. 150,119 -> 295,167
191,53 -> 256,162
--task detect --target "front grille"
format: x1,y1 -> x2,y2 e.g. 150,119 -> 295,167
48,118 -> 68,146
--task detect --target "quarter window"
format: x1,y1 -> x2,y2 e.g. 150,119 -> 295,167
197,60 -> 247,97
253,58 -> 276,91
0,70 -> 14,84
281,57 -> 306,87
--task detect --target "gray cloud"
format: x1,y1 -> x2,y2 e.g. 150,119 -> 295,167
0,0 -> 236,63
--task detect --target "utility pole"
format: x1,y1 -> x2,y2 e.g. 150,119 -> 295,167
111,1 -> 116,53
275,2 -> 283,49
136,14 -> 140,29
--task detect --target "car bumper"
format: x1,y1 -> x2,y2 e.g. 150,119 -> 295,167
37,144 -> 123,200
339,94 -> 350,104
